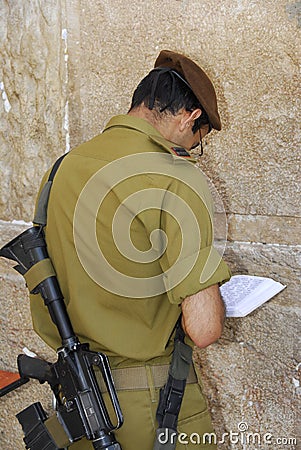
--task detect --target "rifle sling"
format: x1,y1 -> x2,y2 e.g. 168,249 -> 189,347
24,258 -> 56,293
33,154 -> 67,227
154,317 -> 193,445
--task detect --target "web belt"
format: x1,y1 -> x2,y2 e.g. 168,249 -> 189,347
96,364 -> 197,393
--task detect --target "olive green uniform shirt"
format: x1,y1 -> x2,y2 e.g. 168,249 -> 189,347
30,115 -> 231,369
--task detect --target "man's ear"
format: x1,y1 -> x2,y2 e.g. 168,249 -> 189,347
179,108 -> 202,131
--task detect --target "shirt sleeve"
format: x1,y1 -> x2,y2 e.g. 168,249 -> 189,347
158,166 -> 231,305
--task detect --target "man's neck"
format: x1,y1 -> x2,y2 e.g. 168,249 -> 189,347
127,105 -> 180,144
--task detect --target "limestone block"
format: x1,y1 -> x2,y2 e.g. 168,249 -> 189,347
0,0 -> 67,222
223,242 -> 300,306
66,0 -> 300,221
195,303 -> 300,449
194,241 -> 300,449
0,220 -> 30,247
227,214 -> 301,246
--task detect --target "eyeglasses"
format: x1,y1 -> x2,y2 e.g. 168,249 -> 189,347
197,122 -> 212,157
198,130 -> 204,157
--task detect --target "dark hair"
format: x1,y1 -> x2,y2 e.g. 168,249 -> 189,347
129,68 -> 210,134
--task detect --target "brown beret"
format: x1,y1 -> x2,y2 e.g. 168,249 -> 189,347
154,50 -> 221,131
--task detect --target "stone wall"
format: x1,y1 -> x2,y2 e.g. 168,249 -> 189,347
0,0 -> 300,449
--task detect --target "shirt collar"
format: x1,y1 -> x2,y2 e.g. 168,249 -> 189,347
103,114 -> 163,139
103,114 -> 196,162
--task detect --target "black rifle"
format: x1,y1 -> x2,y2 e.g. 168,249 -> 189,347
0,226 -> 123,450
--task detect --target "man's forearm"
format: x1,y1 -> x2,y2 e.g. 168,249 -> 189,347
181,284 -> 225,348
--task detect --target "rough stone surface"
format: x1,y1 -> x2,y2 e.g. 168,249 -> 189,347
0,0 -> 67,222
0,0 -> 300,449
66,0 -> 301,218
227,214 -> 301,246
195,242 -> 300,449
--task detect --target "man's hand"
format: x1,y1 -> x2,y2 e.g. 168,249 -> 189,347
181,284 -> 225,348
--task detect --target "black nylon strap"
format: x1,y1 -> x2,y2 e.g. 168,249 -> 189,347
48,154 -> 67,182
155,316 -> 192,432
33,154 -> 67,227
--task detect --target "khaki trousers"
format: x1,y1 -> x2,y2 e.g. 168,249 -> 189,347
68,382 -> 217,450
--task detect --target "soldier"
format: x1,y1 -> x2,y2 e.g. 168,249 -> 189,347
31,50 -> 231,449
